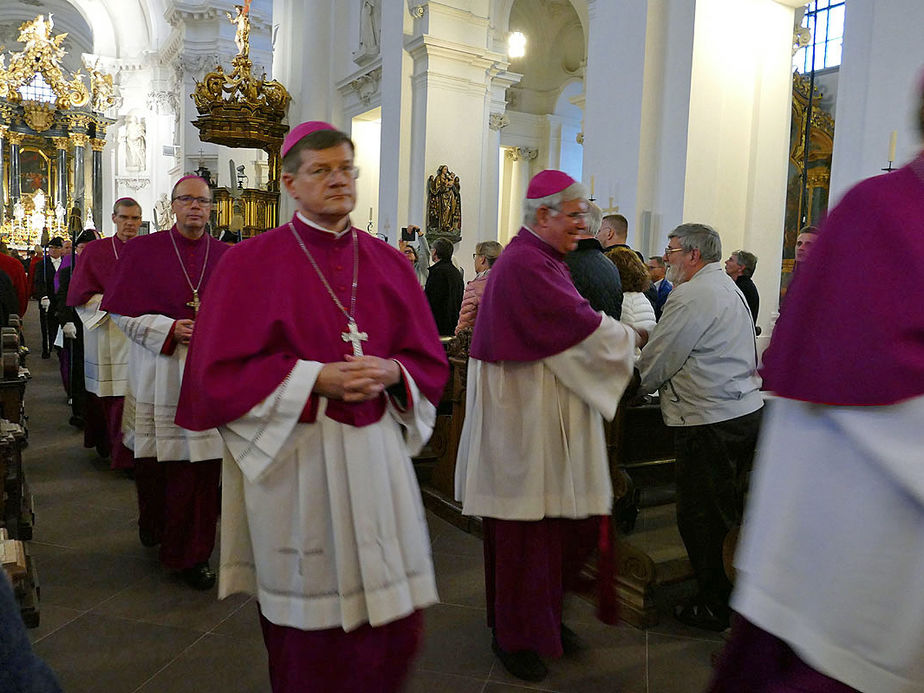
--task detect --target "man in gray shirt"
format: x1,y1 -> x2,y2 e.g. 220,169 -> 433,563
638,223 -> 762,632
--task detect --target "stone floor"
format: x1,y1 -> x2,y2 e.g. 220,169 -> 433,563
20,309 -> 722,692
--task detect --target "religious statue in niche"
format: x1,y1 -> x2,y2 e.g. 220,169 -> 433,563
125,115 -> 146,171
352,0 -> 381,65
426,165 -> 462,243
226,4 -> 251,60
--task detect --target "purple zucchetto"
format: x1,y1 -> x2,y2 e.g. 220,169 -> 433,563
526,170 -> 578,199
281,121 -> 338,158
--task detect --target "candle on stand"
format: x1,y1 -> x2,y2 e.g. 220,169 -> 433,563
369,206 -> 373,221
888,131 -> 897,162
590,176 -> 595,197
608,196 -> 614,210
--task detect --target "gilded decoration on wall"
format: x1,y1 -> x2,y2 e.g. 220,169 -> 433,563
192,2 -> 290,202
0,15 -> 90,109
779,71 -> 835,301
426,165 -> 462,243
23,101 -> 55,132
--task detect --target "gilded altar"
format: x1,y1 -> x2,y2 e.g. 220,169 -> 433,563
780,72 -> 835,298
0,15 -> 114,248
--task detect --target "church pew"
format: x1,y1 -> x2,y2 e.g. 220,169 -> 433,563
412,335 -> 691,627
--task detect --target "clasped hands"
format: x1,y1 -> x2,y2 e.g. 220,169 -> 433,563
173,319 -> 195,345
314,355 -> 401,403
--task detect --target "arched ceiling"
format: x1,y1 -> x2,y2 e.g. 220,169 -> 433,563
506,0 -> 585,116
0,0 -> 167,68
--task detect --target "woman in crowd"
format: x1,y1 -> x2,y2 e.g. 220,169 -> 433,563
605,245 -> 656,340
455,240 -> 503,334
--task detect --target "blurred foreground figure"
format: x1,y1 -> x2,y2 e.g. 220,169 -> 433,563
709,86 -> 924,693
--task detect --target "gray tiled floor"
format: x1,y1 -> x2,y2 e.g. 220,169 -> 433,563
20,310 -> 719,692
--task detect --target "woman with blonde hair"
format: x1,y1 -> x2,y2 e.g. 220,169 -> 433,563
605,246 -> 656,336
455,240 -> 503,334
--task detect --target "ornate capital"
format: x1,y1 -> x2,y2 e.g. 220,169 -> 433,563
6,131 -> 25,146
90,138 -> 106,152
505,146 -> 537,162
70,133 -> 89,148
147,89 -> 179,115
576,132 -> 584,145
115,176 -> 150,191
488,112 -> 510,131
347,66 -> 382,105
51,136 -> 69,150
409,4 -> 426,19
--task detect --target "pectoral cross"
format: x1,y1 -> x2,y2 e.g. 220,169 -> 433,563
341,319 -> 368,356
186,290 -> 201,317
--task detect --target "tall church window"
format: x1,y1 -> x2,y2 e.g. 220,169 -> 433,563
794,1 -> 845,73
18,73 -> 57,104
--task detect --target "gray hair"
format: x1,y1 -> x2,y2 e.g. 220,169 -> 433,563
668,223 -> 722,263
523,182 -> 588,227
475,240 -> 503,266
732,249 -> 758,278
586,202 -> 603,236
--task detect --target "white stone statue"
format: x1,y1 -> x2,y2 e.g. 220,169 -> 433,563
353,0 -> 380,63
154,193 -> 174,231
125,116 -> 146,170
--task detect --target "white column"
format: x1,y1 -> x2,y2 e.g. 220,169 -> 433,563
272,0 -> 338,221
404,0 -> 509,264
583,0 -> 650,246
377,1 -> 415,244
682,0 -> 794,328
828,0 -> 924,203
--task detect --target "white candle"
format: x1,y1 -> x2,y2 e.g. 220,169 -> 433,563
590,176 -> 595,196
369,206 -> 373,221
888,131 -> 897,162
608,196 -> 614,210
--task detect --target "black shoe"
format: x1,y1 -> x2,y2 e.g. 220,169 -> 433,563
95,442 -> 110,459
139,527 -> 159,548
674,602 -> 729,632
560,623 -> 585,655
181,562 -> 216,590
41,351 -> 50,359
491,636 -> 547,682
69,415 -> 85,428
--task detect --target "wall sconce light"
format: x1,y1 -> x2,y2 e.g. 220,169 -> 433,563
508,31 -> 526,59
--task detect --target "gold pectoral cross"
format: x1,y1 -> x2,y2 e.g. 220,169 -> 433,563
186,290 -> 201,317
341,319 -> 368,356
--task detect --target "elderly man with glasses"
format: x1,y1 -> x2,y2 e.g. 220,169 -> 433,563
638,223 -> 763,632
456,170 -> 645,682
175,122 -> 448,692
102,175 -> 230,590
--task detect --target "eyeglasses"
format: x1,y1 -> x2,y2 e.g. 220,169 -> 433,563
664,246 -> 688,255
550,208 -> 589,221
304,165 -> 360,181
173,195 -> 213,206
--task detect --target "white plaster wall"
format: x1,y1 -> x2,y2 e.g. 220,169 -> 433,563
682,0 -> 793,329
583,0 -> 649,247
828,0 -> 924,205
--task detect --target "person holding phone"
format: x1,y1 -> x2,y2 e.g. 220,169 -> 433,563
399,224 -> 429,287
